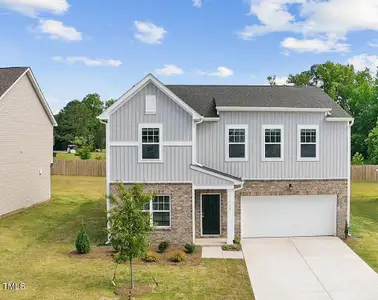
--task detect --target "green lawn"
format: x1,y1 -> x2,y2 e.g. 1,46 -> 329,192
55,152 -> 106,160
347,181 -> 378,272
0,176 -> 253,300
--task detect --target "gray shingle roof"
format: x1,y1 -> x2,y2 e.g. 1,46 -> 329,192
166,85 -> 351,118
0,67 -> 29,98
191,164 -> 243,183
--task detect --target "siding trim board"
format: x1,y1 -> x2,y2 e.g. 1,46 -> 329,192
109,141 -> 191,147
216,106 -> 331,113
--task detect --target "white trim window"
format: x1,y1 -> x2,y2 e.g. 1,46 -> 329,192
262,125 -> 284,161
225,125 -> 248,161
297,125 -> 319,161
144,195 -> 171,228
138,123 -> 163,163
145,95 -> 156,114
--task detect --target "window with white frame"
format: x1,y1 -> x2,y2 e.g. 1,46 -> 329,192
139,124 -> 162,162
226,125 -> 248,161
143,196 -> 171,227
298,125 -> 319,161
145,95 -> 156,114
262,125 -> 284,161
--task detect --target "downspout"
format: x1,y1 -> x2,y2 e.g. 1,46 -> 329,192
347,118 -> 354,235
191,116 -> 204,243
100,119 -> 111,244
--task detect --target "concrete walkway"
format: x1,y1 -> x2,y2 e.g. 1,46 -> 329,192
202,246 -> 243,259
242,237 -> 378,300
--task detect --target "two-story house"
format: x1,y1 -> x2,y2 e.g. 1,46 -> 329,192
99,74 -> 353,245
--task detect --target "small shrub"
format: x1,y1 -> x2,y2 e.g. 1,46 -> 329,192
351,152 -> 364,165
95,154 -> 103,160
222,244 -> 241,251
233,238 -> 241,245
143,251 -> 157,263
158,241 -> 170,252
75,226 -> 91,254
170,251 -> 185,262
75,146 -> 92,160
184,243 -> 196,254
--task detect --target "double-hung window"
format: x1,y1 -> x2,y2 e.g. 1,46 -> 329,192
144,196 -> 171,228
262,125 -> 284,161
138,124 -> 163,162
297,125 -> 319,161
225,125 -> 248,161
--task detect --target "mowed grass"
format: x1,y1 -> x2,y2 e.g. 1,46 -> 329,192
347,181 -> 378,272
0,176 -> 253,300
55,152 -> 106,160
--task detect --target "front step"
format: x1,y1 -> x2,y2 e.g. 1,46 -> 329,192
195,238 -> 227,246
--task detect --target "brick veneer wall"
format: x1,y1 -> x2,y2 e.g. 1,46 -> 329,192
110,183 -> 193,245
234,180 -> 348,239
194,190 -> 227,238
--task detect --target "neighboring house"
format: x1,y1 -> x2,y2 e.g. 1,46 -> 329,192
0,67 -> 57,216
99,74 -> 353,245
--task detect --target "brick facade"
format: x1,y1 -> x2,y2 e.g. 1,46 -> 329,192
234,179 -> 348,239
110,183 -> 193,245
194,190 -> 227,238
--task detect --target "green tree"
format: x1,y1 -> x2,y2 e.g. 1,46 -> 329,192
366,119 -> 378,164
351,152 -> 364,165
105,98 -> 117,109
267,75 -> 277,86
108,184 -> 153,289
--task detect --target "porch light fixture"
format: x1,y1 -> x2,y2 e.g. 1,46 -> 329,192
288,183 -> 293,191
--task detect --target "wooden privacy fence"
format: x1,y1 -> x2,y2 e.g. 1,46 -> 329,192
51,160 -> 378,180
352,165 -> 378,181
52,159 -> 106,177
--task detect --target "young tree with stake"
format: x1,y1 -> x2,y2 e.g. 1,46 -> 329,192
108,183 -> 153,289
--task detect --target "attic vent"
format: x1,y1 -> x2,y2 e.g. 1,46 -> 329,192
145,95 -> 156,114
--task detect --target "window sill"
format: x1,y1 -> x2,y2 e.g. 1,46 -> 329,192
225,158 -> 248,162
262,157 -> 284,162
297,157 -> 319,162
138,160 -> 163,164
154,227 -> 171,231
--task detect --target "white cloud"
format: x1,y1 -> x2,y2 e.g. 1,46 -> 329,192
239,0 -> 378,52
193,0 -> 201,7
0,0 -> 69,16
155,64 -> 184,76
368,40 -> 378,47
197,66 -> 234,78
347,54 -> 378,72
281,37 -> 350,53
53,56 -> 122,67
134,21 -> 167,44
38,20 -> 82,41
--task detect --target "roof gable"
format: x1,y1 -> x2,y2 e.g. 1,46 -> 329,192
98,74 -> 202,121
0,67 -> 57,126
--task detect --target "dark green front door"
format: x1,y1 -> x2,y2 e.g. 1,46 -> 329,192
202,194 -> 220,235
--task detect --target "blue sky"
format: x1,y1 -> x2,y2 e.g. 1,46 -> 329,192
1,0 -> 378,113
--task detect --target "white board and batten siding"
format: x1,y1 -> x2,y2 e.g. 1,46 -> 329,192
241,195 -> 337,238
197,111 -> 348,180
0,75 -> 53,216
109,82 -> 235,186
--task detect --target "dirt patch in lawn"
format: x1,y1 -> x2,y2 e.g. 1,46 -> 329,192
115,283 -> 153,298
69,246 -> 202,266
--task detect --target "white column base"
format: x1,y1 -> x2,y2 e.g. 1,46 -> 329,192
227,189 -> 235,244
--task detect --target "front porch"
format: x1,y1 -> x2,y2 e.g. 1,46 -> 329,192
194,188 -> 237,245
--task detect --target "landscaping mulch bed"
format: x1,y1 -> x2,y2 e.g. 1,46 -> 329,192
115,283 -> 153,298
69,245 -> 202,266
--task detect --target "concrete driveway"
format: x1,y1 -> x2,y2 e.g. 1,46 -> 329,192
242,237 -> 378,300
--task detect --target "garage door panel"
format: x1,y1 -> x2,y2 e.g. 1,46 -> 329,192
241,195 -> 337,238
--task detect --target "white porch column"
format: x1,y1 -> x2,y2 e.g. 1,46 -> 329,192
227,189 -> 235,244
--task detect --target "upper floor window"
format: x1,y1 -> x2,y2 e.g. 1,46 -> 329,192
144,195 -> 171,228
225,125 -> 248,161
297,125 -> 319,161
262,125 -> 284,161
145,95 -> 156,114
138,123 -> 163,163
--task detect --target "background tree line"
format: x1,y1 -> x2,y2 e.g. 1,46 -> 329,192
53,93 -> 116,152
269,61 -> 378,164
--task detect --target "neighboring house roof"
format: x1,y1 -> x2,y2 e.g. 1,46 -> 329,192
190,164 -> 243,184
166,85 -> 351,119
0,67 -> 57,126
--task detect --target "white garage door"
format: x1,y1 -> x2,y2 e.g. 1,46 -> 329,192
241,195 -> 337,238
